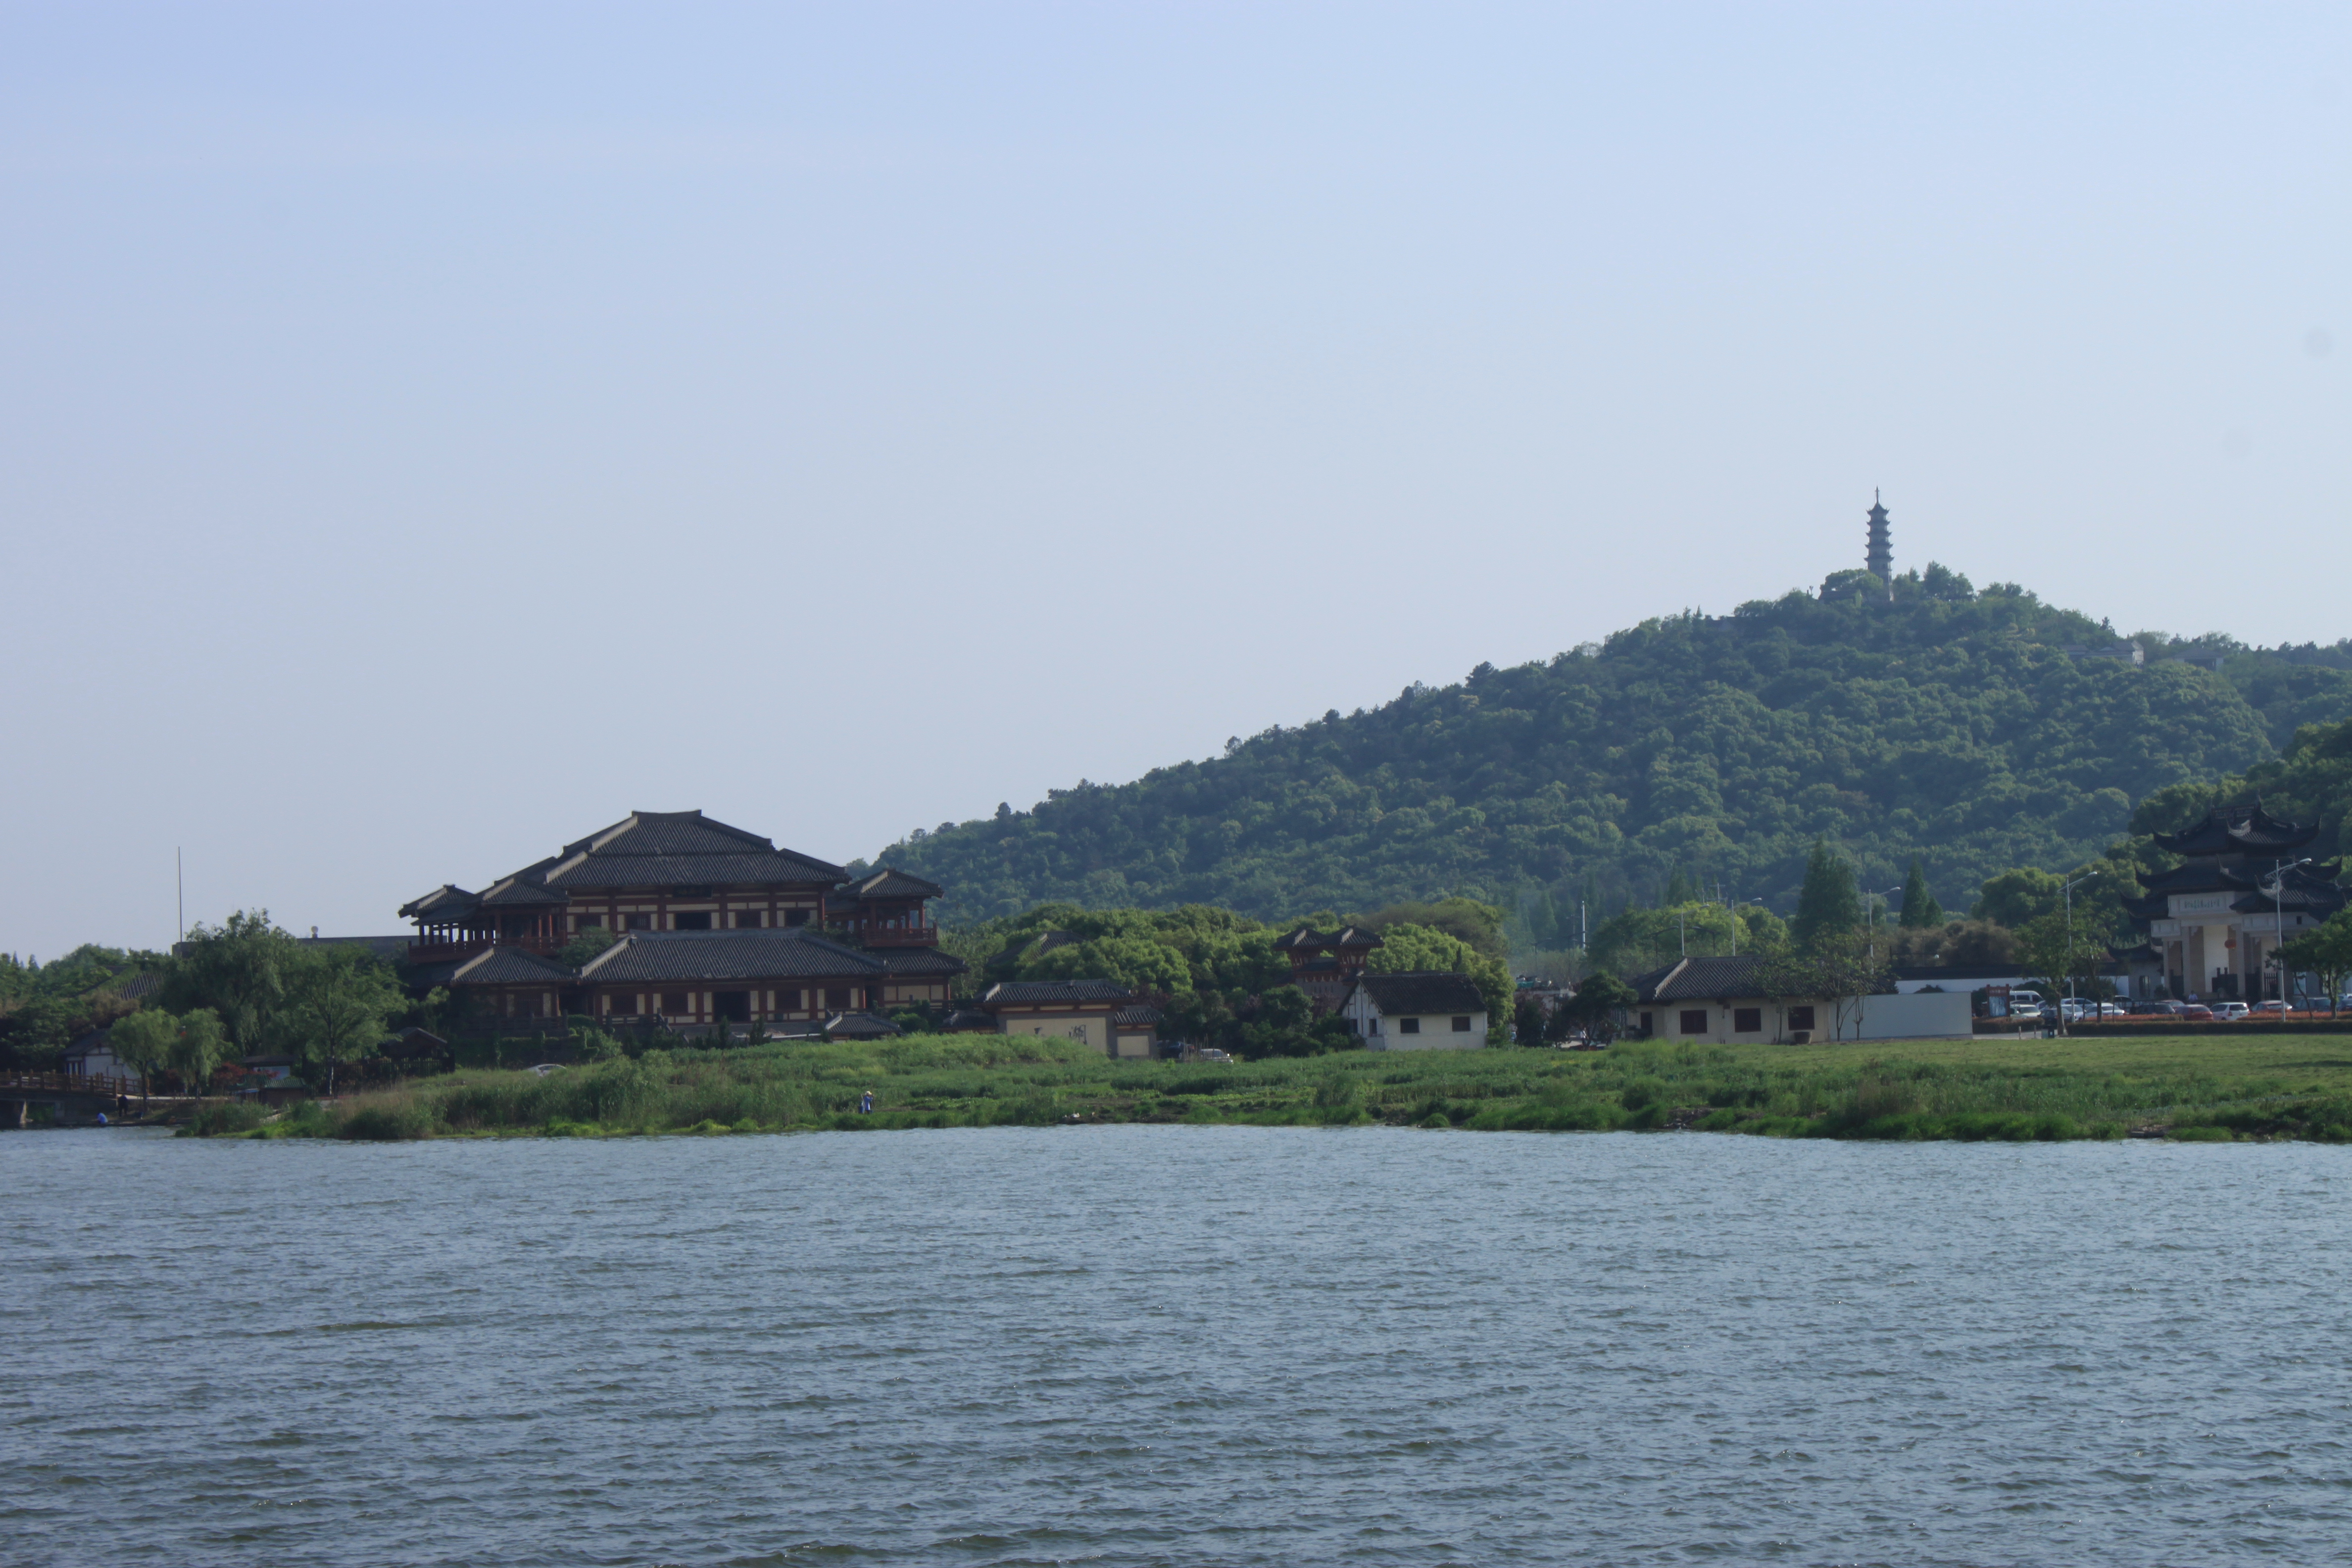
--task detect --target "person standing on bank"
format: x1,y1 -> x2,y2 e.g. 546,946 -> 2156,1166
859,1090 -> 874,1115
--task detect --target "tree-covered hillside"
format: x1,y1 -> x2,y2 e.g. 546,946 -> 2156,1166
873,568 -> 2352,938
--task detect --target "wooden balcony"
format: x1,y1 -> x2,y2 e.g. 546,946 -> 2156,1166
406,935 -> 564,964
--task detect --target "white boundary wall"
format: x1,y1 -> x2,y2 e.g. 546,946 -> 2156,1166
1850,992 -> 1973,1040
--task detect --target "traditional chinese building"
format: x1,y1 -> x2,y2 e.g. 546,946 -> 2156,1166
1272,926 -> 1383,1013
978,980 -> 1159,1059
2123,804 -> 2348,1000
401,810 -> 963,1029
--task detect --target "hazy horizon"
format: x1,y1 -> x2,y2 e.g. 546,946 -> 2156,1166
3,3 -> 2346,955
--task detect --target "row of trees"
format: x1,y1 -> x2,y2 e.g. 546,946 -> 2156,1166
44,913 -> 427,1096
947,896 -> 1515,1055
0,945 -> 165,1062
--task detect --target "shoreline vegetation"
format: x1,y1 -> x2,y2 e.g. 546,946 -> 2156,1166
178,1031 -> 2352,1145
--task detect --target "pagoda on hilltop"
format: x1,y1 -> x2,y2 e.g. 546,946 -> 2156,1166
1864,490 -> 1893,593
2119,803 -> 2348,1001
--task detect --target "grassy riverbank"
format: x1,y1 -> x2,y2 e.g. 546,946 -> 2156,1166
183,1029 -> 2352,1143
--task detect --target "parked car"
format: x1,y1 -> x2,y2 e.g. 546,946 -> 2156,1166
2212,1002 -> 2251,1022
2179,1004 -> 2214,1021
2137,999 -> 2187,1016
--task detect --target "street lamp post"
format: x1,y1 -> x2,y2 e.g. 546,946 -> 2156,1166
1728,897 -> 1764,955
1863,884 -> 1902,959
2055,870 -> 2102,1020
2262,857 -> 2314,1006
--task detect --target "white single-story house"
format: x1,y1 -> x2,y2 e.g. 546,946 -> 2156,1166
62,1028 -> 137,1081
1627,956 -> 1972,1043
1339,971 -> 1489,1050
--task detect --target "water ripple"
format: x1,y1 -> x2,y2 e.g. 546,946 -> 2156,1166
3,1128 -> 2349,1565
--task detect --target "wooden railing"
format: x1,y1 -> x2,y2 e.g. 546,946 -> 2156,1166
407,935 -> 565,963
0,1070 -> 145,1097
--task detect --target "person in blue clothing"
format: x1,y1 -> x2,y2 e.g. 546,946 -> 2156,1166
858,1090 -> 874,1115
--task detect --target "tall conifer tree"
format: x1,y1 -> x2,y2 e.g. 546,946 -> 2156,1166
1898,858 -> 1943,928
1792,839 -> 1862,950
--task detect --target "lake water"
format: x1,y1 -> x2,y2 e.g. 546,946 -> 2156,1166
4,1127 -> 2349,1566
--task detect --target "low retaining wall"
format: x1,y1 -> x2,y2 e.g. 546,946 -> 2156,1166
2063,1018 -> 2352,1038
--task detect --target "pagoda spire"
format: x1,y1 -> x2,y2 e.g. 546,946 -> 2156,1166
1864,489 -> 1892,589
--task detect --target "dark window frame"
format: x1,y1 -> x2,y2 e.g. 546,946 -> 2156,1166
1399,1016 -> 1421,1034
1733,1007 -> 1763,1033
1679,1009 -> 1710,1035
1450,1016 -> 1472,1032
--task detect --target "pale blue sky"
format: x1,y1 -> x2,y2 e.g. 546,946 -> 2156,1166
2,3 -> 2346,955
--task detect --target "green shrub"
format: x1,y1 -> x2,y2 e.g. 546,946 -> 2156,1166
183,1101 -> 266,1137
339,1100 -> 436,1141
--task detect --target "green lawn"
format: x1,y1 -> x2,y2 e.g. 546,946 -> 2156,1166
197,1029 -> 2352,1143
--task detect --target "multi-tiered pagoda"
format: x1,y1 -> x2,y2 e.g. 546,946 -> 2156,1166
2122,804 -> 2348,1001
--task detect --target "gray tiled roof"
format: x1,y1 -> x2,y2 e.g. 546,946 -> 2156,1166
549,852 -> 843,890
410,812 -> 855,928
578,930 -> 887,984
2231,877 -> 2350,916
479,875 -> 568,907
1113,1003 -> 1162,1027
398,883 -> 480,919
842,866 -> 944,900
824,1011 -> 901,1039
561,810 -> 776,859
1626,955 -> 1774,1003
981,980 -> 1132,1006
539,810 -> 846,891
1350,971 -> 1486,1016
63,1028 -> 115,1061
877,947 -> 969,976
1274,926 -> 1383,952
449,947 -> 575,985
2153,803 -> 2317,858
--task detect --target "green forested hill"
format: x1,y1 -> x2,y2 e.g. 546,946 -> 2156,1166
874,568 -> 2352,940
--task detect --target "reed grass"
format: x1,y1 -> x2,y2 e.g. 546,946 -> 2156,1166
189,1031 -> 2352,1144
